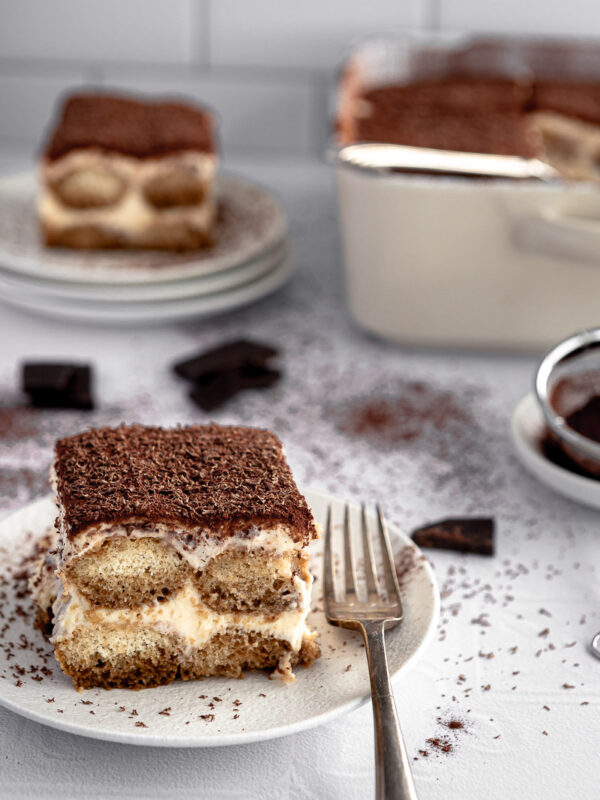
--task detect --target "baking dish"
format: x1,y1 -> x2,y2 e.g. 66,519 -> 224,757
333,34 -> 600,351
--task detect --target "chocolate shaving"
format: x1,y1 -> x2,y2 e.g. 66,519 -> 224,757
54,423 -> 316,543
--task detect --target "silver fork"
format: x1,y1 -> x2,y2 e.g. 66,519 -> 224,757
324,503 -> 418,800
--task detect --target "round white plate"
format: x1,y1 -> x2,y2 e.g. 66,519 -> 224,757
511,393 -> 600,509
0,248 -> 294,325
0,239 -> 287,303
0,172 -> 287,285
0,488 -> 439,748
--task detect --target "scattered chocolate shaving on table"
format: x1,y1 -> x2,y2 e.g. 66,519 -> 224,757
411,517 -> 495,556
22,363 -> 94,410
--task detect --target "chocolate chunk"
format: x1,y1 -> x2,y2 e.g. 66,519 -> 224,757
190,372 -> 241,412
189,366 -> 281,411
565,395 -> 600,444
239,365 -> 281,389
22,363 -> 94,410
412,518 -> 495,556
23,363 -> 76,393
174,340 -> 278,381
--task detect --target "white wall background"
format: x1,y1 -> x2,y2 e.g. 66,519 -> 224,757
1,0 -> 600,159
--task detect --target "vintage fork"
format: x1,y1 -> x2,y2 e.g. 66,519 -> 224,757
324,503 -> 419,800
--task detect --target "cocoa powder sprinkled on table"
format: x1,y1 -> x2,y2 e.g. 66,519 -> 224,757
329,379 -> 504,494
0,406 -> 40,440
335,381 -> 472,445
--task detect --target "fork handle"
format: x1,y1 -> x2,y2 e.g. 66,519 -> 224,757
362,621 -> 419,800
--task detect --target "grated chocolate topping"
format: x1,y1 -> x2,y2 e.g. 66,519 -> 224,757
44,93 -> 216,161
53,424 -> 316,544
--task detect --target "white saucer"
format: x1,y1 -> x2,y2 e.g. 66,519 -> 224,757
1,248 -> 294,325
0,172 -> 287,285
511,393 -> 600,509
0,488 -> 439,748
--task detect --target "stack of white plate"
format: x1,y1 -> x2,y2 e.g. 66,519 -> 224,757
0,172 -> 293,325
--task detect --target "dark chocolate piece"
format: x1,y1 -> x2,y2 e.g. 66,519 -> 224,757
412,518 -> 495,556
23,363 -> 75,393
189,366 -> 281,411
239,365 -> 281,389
174,339 -> 278,381
45,93 -> 215,161
54,424 -> 317,544
565,395 -> 600,444
190,372 -> 241,412
22,363 -> 94,410
540,433 -> 599,479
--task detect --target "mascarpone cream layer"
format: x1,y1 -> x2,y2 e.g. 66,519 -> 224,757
58,521 -> 306,572
52,575 -> 313,653
39,150 -> 217,233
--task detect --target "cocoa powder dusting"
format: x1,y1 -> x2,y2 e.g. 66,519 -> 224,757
0,406 -> 40,441
331,379 -> 500,493
335,381 -> 472,445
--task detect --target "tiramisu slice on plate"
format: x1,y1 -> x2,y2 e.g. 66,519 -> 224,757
39,93 -> 218,250
34,423 -> 319,690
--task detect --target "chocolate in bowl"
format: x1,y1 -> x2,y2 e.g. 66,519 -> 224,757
536,329 -> 600,477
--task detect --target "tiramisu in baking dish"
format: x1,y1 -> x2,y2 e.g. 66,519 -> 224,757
333,36 -> 600,350
337,39 -> 600,181
39,93 -> 218,250
32,423 -> 319,690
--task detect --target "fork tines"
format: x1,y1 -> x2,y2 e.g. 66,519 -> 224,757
324,503 -> 403,625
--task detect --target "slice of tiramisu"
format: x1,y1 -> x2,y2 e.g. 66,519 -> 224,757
39,92 -> 218,250
33,423 -> 319,690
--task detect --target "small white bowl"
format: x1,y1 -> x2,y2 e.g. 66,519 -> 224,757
511,393 -> 600,509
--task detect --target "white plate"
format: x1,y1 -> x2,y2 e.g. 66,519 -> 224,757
0,248 -> 294,325
0,239 -> 288,303
511,393 -> 600,509
0,172 -> 287,285
0,488 -> 439,748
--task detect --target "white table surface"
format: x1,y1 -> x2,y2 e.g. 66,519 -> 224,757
0,153 -> 597,800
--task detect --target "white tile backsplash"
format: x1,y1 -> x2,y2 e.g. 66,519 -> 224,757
209,0 -> 423,70
440,0 -> 600,37
2,0 -> 600,156
0,0 -> 197,64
